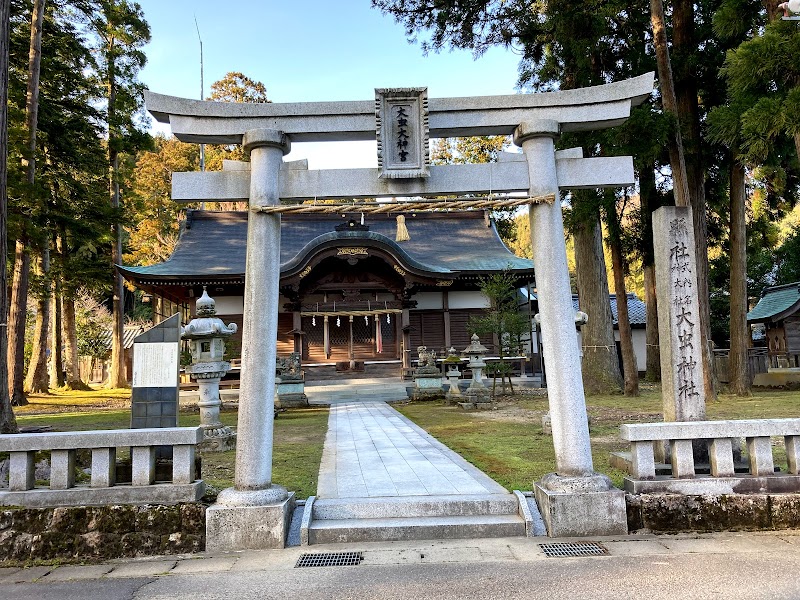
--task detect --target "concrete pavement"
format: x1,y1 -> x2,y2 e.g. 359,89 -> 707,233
4,531 -> 800,599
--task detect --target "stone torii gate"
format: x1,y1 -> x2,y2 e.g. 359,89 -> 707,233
145,72 -> 654,549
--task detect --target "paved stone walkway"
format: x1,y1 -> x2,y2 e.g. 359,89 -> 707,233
316,401 -> 507,499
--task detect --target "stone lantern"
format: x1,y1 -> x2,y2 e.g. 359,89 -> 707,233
443,346 -> 463,401
462,334 -> 491,406
182,288 -> 238,452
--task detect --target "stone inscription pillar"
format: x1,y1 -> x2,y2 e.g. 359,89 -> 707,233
515,120 -> 594,478
653,206 -> 706,422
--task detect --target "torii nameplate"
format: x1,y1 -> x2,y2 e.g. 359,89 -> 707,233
375,87 -> 430,179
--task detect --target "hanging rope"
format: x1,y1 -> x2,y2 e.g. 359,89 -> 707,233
250,194 -> 555,215
301,308 -> 403,318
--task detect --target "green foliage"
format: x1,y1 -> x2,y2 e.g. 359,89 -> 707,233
89,0 -> 152,156
208,72 -> 270,104
468,270 -> 528,358
775,226 -> 800,285
125,135 -> 199,265
204,72 -> 270,172
75,295 -> 112,359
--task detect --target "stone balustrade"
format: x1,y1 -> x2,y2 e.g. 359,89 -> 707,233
0,427 -> 206,508
620,419 -> 800,495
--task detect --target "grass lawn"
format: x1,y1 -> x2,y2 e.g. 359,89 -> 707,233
13,387 -> 329,500
10,384 -> 800,497
396,385 -> 800,490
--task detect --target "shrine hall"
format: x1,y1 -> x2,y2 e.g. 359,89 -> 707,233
119,208 -> 534,368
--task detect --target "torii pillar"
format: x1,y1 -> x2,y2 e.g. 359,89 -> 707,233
516,120 -> 627,537
205,129 -> 295,551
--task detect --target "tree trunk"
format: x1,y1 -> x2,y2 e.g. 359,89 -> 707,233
673,0 -> 717,402
62,295 -> 83,385
644,264 -> 661,381
729,160 -> 751,396
574,210 -> 623,394
107,49 -> 126,388
0,0 -> 17,432
25,251 -> 50,393
649,0 -> 691,209
609,216 -> 639,397
639,163 -> 661,382
9,0 -> 46,407
108,152 -> 127,388
7,242 -> 29,406
49,275 -> 64,389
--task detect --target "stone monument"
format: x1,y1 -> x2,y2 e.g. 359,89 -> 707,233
412,346 -> 444,400
182,289 -> 238,452
653,205 -> 707,462
275,352 -> 308,408
460,334 -> 491,409
130,314 -> 181,432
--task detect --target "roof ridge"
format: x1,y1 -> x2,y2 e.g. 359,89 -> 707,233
761,281 -> 800,296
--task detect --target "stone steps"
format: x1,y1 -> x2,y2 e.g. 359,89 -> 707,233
302,493 -> 528,545
312,494 -> 520,520
307,514 -> 526,545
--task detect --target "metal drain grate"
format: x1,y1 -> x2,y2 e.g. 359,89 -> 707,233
295,552 -> 364,568
538,542 -> 608,558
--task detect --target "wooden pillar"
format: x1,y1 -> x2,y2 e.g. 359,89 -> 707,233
323,316 -> 330,359
443,291 -> 451,350
348,315 -> 355,366
292,310 -> 302,354
401,308 -> 411,369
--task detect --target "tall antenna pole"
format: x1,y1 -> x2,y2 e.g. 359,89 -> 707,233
194,15 -> 205,210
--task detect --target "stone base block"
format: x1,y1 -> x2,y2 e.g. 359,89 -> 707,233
534,483 -> 627,537
411,389 -> 445,401
464,388 -> 491,403
0,482 -> 206,508
198,432 -> 237,453
205,492 -> 295,551
458,402 -> 493,411
625,493 -> 791,533
275,393 -> 309,408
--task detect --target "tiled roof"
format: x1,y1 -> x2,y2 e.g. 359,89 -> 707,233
747,283 -> 800,323
120,210 -> 533,281
573,293 -> 647,327
97,325 -> 147,351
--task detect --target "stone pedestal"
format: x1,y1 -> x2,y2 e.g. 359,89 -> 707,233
445,366 -> 462,404
206,490 -> 295,551
463,358 -> 491,406
184,365 -> 237,452
275,380 -> 308,408
533,473 -> 627,537
412,373 -> 444,400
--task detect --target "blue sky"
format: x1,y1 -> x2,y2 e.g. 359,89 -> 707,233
136,0 -> 523,168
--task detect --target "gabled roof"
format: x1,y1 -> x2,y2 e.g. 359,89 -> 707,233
119,210 -> 533,284
747,282 -> 800,323
518,289 -> 647,327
